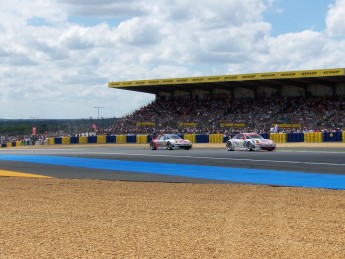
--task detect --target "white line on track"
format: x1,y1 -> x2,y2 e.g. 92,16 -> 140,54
80,151 -> 345,167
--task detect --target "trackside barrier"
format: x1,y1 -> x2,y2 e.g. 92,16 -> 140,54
106,135 -> 116,143
148,135 -> 155,143
70,137 -> 79,144
5,132 -> 345,148
79,136 -> 88,144
136,135 -> 148,144
54,138 -> 62,144
287,133 -> 304,142
88,136 -> 97,144
46,138 -> 54,145
116,135 -> 126,144
304,132 -> 322,143
322,132 -> 342,142
184,134 -> 196,143
209,134 -> 223,143
196,134 -> 209,143
62,137 -> 70,145
269,133 -> 287,143
304,133 -> 311,142
126,135 -> 136,143
260,133 -> 270,139
316,132 -> 322,142
97,135 -> 106,144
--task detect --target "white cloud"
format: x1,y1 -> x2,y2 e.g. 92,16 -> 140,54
326,0 -> 345,37
1,0 -> 345,119
57,0 -> 148,17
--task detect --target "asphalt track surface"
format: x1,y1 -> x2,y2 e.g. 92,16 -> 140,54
1,144 -> 345,189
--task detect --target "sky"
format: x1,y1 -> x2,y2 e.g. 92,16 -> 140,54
1,0 -> 345,119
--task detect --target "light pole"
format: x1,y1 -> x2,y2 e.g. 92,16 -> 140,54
82,118 -> 85,132
101,117 -> 104,133
94,106 -> 104,129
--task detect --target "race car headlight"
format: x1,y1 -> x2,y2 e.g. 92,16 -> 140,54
255,140 -> 259,143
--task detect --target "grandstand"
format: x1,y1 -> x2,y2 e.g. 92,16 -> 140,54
108,68 -> 345,134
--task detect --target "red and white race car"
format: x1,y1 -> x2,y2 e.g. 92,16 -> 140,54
150,134 -> 192,150
226,133 -> 276,151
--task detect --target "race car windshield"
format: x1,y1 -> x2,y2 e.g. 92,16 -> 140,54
167,135 -> 181,140
247,134 -> 263,139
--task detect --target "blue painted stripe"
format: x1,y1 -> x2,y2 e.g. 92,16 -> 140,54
1,155 -> 345,190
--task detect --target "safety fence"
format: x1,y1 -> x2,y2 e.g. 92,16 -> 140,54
1,132 -> 345,148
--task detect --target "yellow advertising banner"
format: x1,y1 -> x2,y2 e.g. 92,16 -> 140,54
108,68 -> 344,88
179,122 -> 198,127
136,122 -> 155,127
272,124 -> 302,128
220,123 -> 246,127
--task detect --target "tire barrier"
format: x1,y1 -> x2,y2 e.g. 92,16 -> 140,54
62,137 -> 70,145
136,135 -> 148,144
184,134 -> 196,143
148,135 -> 155,143
106,135 -> 116,143
196,134 -> 209,143
47,138 -> 55,145
88,136 -> 97,144
209,134 -> 223,143
79,136 -> 88,144
70,137 -> 79,144
260,133 -> 270,139
269,133 -> 287,143
54,138 -> 62,144
116,135 -> 126,144
126,135 -> 136,143
3,131 -> 345,148
322,132 -> 342,142
304,132 -> 322,143
97,135 -> 106,144
287,133 -> 304,142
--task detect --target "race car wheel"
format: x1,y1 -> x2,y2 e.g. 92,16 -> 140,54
167,142 -> 173,150
150,142 -> 157,150
245,141 -> 254,151
226,141 -> 234,151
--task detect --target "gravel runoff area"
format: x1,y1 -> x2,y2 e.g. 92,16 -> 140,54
1,142 -> 345,258
1,177 -> 345,258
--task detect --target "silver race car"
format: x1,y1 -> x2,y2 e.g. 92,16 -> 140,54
150,134 -> 193,150
226,133 -> 276,151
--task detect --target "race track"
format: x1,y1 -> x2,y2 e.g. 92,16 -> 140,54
1,144 -> 345,189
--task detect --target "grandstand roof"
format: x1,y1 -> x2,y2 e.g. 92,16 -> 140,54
108,68 -> 345,95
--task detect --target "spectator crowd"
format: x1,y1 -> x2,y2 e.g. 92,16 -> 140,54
2,95 -> 345,144
109,95 -> 345,135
